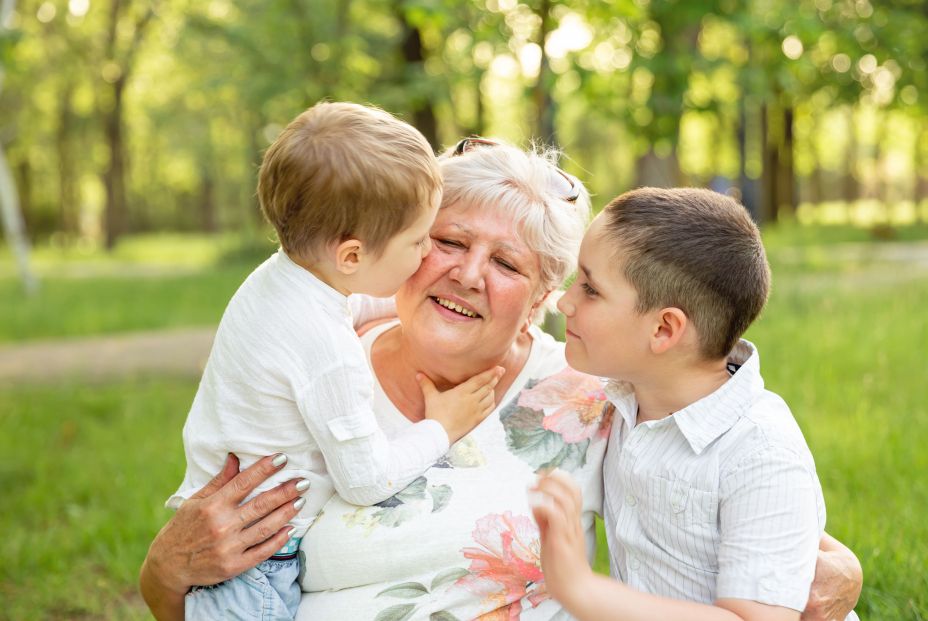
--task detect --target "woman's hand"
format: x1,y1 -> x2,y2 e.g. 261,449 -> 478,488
801,533 -> 863,621
139,453 -> 307,621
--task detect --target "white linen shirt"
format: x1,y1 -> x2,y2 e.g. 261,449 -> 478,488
603,340 -> 827,612
167,249 -> 448,534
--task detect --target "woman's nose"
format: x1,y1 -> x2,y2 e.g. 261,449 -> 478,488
450,254 -> 485,290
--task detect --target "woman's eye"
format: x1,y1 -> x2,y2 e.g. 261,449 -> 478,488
437,238 -> 463,248
495,258 -> 518,273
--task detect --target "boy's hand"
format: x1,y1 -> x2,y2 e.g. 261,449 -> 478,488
418,366 -> 504,443
529,469 -> 595,608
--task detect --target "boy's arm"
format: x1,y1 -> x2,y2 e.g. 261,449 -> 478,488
298,361 -> 498,506
531,471 -> 801,621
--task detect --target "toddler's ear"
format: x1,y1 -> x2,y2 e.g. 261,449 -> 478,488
334,238 -> 364,275
650,307 -> 688,354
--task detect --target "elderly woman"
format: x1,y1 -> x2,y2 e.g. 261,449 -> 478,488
141,140 -> 862,620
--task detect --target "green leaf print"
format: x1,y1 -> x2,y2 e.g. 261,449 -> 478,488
430,567 -> 470,591
374,603 -> 417,621
429,612 -> 461,621
376,582 -> 429,599
429,484 -> 452,513
500,401 -> 590,471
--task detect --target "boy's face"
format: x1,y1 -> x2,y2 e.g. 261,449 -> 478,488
557,215 -> 654,382
354,194 -> 441,298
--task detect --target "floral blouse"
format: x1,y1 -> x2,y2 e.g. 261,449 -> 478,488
296,321 -> 612,621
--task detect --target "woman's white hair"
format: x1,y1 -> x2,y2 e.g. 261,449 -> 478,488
438,139 -> 591,324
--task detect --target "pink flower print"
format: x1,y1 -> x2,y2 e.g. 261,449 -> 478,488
517,367 -> 610,442
458,512 -> 549,617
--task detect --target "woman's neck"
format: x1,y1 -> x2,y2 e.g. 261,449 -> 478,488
371,323 -> 532,423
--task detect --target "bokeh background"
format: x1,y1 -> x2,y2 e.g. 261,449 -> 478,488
1,0 -> 926,618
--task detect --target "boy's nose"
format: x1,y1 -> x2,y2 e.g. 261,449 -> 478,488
421,237 -> 433,257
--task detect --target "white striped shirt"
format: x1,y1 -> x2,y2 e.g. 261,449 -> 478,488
167,250 -> 448,534
602,340 -> 827,612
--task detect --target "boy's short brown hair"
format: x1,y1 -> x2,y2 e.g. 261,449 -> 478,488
602,187 -> 770,360
257,101 -> 441,258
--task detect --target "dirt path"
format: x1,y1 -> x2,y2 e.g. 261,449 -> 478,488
0,327 -> 215,385
2,241 -> 927,386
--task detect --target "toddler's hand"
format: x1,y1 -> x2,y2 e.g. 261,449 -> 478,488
529,468 -> 594,607
419,366 -> 504,443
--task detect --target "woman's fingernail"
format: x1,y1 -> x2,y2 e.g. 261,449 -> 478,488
293,497 -> 306,510
295,479 -> 311,492
287,527 -> 297,539
272,453 -> 288,468
526,491 -> 547,508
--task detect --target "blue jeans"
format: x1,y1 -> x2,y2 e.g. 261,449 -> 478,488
184,557 -> 300,621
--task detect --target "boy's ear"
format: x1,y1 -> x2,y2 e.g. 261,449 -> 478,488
649,307 -> 688,354
333,238 -> 364,275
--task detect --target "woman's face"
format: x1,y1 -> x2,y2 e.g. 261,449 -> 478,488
396,200 -> 545,362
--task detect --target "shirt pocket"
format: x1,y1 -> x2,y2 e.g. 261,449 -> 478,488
326,414 -> 380,488
645,476 -> 720,574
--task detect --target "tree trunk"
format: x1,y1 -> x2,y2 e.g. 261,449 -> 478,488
57,81 -> 78,236
777,106 -> 796,217
200,166 -> 217,232
0,0 -> 39,295
533,0 -> 556,145
397,4 -> 438,149
760,103 -> 780,224
103,76 -> 128,250
738,96 -> 760,222
843,107 -> 859,206
635,148 -> 681,188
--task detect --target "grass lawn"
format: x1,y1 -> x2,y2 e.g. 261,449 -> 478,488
2,227 -> 927,619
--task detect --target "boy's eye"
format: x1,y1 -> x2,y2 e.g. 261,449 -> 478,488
581,282 -> 598,297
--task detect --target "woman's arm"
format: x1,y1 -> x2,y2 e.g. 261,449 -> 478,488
139,453 -> 307,621
801,533 -> 863,621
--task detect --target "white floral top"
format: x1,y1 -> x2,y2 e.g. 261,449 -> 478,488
296,321 -> 612,621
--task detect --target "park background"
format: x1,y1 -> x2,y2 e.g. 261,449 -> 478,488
1,0 -> 927,618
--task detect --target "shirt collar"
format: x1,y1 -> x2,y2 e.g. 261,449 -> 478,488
274,248 -> 353,322
604,340 -> 764,455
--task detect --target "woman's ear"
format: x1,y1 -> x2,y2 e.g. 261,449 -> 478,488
649,307 -> 688,354
523,288 -> 554,333
334,238 -> 364,275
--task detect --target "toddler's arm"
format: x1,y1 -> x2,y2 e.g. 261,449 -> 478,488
530,471 -> 799,621
299,362 -> 501,506
348,294 -> 396,328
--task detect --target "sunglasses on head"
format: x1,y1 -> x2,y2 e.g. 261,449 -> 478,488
451,136 -> 581,203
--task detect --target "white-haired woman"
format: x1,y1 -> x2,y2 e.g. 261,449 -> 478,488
141,138 -> 862,621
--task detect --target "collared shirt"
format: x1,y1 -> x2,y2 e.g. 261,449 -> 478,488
168,249 -> 448,534
603,340 -> 827,612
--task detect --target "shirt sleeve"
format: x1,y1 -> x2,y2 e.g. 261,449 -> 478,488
348,295 -> 397,330
296,360 -> 449,506
715,444 -> 823,611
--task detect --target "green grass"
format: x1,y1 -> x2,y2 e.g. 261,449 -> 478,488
0,233 -> 273,343
2,227 -> 927,619
0,379 -> 193,620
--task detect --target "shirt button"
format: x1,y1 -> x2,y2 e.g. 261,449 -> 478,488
625,494 -> 637,507
629,556 -> 641,571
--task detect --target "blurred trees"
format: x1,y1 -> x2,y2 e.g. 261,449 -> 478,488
1,0 -> 927,249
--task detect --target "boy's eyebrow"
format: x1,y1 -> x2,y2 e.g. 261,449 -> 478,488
579,264 -> 601,289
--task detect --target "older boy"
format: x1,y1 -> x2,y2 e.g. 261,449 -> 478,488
532,188 -> 857,620
171,102 -> 502,620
